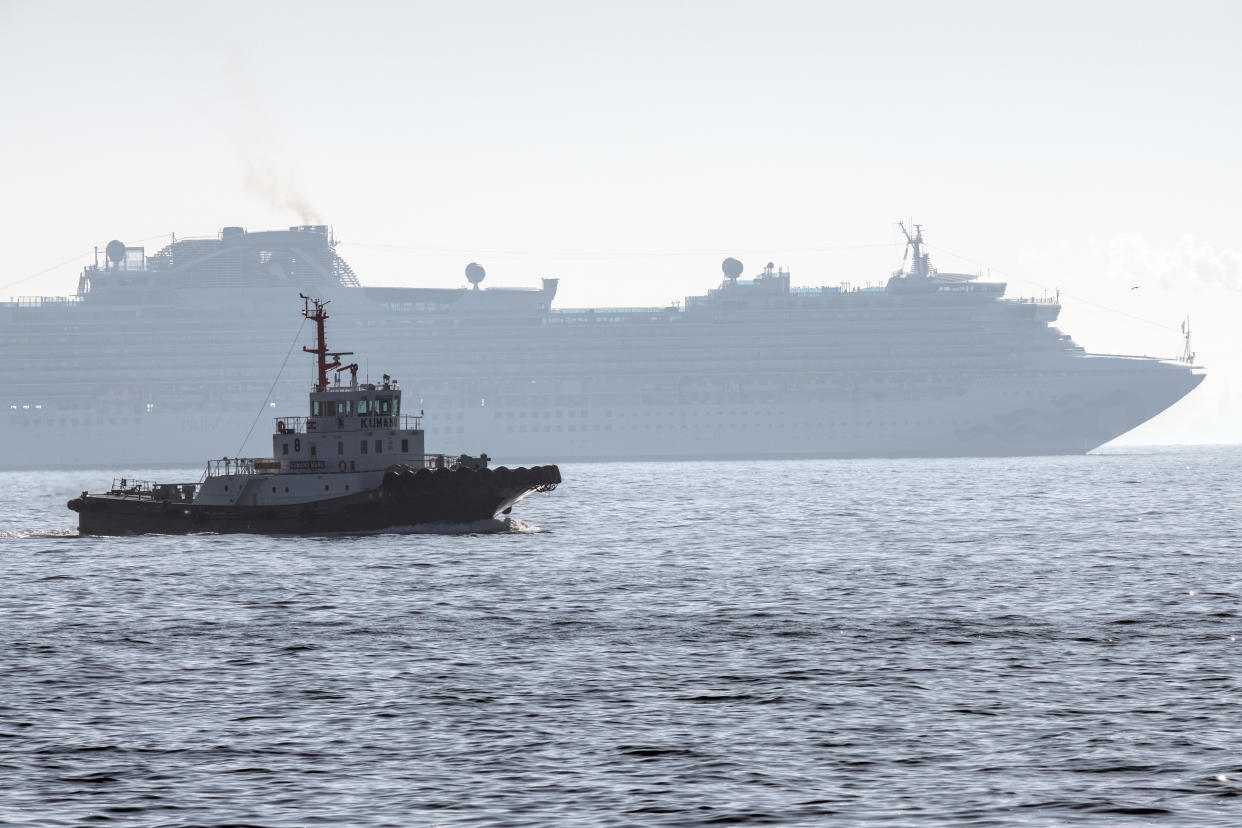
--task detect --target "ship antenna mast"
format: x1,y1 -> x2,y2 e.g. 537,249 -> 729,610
1181,316 -> 1195,364
300,293 -> 341,392
899,221 -> 927,279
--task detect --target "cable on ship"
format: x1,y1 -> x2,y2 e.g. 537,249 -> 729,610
234,317 -> 308,457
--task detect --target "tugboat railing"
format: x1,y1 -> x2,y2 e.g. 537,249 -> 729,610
419,453 -> 490,471
202,457 -> 274,479
199,454 -> 482,478
274,414 -> 423,434
106,478 -> 198,502
108,477 -> 158,496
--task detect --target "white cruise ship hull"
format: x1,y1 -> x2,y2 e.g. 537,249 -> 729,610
4,359 -> 1201,469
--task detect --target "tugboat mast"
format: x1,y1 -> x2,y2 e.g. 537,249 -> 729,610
300,294 -> 341,392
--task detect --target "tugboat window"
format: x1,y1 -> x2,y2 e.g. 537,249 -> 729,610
375,440 -> 382,454
361,441 -> 368,454
337,441 -> 343,455
310,444 -> 317,456
401,439 -> 408,453
282,443 -> 289,455
312,401 -> 322,416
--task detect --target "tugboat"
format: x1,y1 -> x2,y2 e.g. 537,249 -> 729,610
68,296 -> 561,535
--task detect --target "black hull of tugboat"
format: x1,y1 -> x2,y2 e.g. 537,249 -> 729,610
68,465 -> 561,536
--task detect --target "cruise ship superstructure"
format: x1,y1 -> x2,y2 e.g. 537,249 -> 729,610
2,223 -> 1204,468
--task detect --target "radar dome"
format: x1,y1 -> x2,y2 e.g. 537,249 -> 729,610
105,240 -> 126,265
722,257 -> 744,279
465,262 -> 486,289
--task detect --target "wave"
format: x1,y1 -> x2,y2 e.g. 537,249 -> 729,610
17,517 -> 546,539
0,529 -> 80,538
330,517 -> 546,536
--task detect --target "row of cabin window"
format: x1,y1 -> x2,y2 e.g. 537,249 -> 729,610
281,439 -> 412,455
310,397 -> 399,417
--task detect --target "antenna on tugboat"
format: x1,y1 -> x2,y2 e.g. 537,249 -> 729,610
300,294 -> 340,392
330,351 -> 359,387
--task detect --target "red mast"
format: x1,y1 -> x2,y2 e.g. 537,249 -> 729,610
301,294 -> 340,392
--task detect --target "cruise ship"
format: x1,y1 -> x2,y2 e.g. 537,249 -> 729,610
1,223 -> 1204,469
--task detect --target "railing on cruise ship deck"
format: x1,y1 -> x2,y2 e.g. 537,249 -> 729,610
3,296 -> 83,308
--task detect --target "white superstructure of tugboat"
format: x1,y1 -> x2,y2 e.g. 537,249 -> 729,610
68,296 -> 560,534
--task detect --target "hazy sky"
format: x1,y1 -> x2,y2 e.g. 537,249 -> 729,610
1,0 -> 1237,444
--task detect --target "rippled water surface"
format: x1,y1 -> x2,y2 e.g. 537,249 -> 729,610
4,447 -> 1242,826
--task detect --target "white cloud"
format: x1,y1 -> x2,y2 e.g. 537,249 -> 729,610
1108,234 -> 1242,291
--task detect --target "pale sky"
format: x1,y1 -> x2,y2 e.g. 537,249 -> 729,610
1,0 -> 1237,445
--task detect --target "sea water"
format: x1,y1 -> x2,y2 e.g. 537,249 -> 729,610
2,446 -> 1241,826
